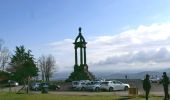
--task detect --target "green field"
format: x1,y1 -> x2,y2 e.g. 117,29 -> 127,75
0,92 -> 163,100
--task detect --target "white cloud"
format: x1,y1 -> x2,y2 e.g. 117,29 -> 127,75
47,23 -> 170,72
96,48 -> 170,65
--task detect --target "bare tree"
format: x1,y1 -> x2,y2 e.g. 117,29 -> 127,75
38,55 -> 56,82
0,39 -> 10,71
39,55 -> 46,81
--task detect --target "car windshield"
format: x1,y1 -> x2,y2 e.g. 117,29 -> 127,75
86,82 -> 93,85
101,82 -> 109,85
81,82 -> 85,85
11,81 -> 16,83
115,81 -> 122,84
36,83 -> 40,85
73,82 -> 79,85
32,83 -> 40,85
41,83 -> 48,86
92,82 -> 100,85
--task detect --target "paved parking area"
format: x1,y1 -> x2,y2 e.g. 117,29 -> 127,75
0,86 -> 167,97
0,80 -> 169,97
31,91 -> 164,96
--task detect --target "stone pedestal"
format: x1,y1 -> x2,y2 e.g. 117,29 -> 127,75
67,65 -> 94,81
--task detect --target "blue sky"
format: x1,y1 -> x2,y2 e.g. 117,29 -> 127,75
1,0 -> 170,73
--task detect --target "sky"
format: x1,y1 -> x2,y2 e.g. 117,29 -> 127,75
1,0 -> 170,74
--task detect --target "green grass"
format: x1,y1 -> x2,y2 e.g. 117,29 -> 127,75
0,92 -> 163,100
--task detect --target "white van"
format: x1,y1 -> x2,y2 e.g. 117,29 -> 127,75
72,80 -> 90,91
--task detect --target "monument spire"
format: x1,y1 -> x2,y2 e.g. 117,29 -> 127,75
79,27 -> 81,33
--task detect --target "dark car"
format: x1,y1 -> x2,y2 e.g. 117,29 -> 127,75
40,82 -> 49,88
49,83 -> 60,90
40,82 -> 60,91
7,80 -> 19,87
40,82 -> 49,93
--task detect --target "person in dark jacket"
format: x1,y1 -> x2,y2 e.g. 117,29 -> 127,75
160,72 -> 169,100
143,74 -> 151,100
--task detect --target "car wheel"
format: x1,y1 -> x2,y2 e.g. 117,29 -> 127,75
124,86 -> 128,91
109,87 -> 113,92
81,87 -> 85,91
95,87 -> 100,92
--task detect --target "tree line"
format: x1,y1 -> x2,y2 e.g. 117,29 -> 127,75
0,39 -> 56,84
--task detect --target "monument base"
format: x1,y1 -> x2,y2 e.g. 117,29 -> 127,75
66,65 -> 95,81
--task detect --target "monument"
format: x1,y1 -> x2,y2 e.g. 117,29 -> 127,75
67,27 -> 95,81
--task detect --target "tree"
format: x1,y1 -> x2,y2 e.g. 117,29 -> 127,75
8,45 -> 38,93
0,70 -> 10,81
0,39 -> 10,71
38,55 -> 56,82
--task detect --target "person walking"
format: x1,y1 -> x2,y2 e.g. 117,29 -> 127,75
160,72 -> 169,100
143,74 -> 151,100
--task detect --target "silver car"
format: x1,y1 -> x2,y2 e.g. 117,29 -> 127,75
85,81 -> 101,92
30,82 -> 41,91
72,80 -> 89,91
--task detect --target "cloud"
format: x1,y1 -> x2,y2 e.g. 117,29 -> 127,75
47,23 -> 170,72
97,48 -> 170,65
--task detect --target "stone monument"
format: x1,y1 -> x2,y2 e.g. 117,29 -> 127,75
67,27 -> 95,81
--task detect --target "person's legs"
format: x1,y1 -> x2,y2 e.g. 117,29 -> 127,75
167,86 -> 169,99
164,86 -> 166,100
164,85 -> 169,100
146,90 -> 149,100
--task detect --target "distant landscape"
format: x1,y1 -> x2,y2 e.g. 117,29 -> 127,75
53,68 -> 170,80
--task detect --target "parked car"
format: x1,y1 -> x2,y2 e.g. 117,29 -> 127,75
40,82 -> 49,93
100,80 -> 130,92
30,82 -> 41,91
48,83 -> 60,90
72,80 -> 90,91
7,80 -> 19,87
11,81 -> 19,87
40,82 -> 60,90
150,77 -> 160,83
85,81 -> 101,92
